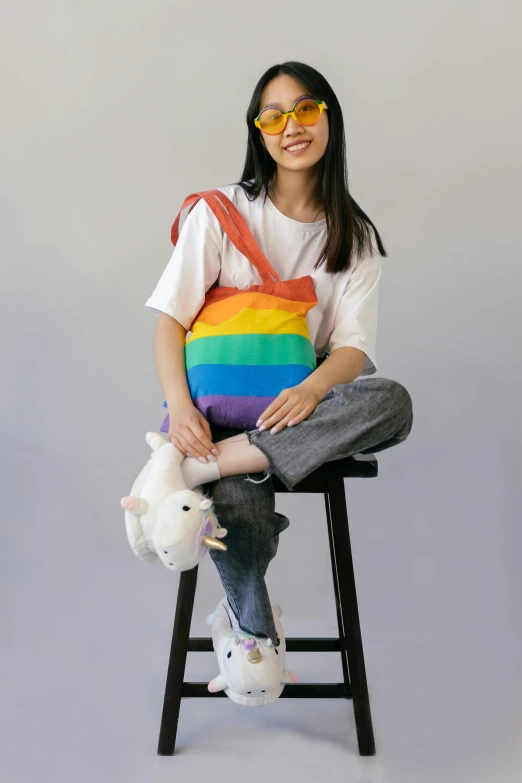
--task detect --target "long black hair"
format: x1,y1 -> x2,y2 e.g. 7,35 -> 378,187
234,61 -> 388,274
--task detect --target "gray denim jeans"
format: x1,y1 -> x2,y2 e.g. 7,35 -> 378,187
202,375 -> 414,646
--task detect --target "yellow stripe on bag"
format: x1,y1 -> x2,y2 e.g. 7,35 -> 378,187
197,291 -> 313,325
186,307 -> 311,343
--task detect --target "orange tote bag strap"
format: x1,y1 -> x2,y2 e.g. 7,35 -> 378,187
205,190 -> 280,284
170,192 -> 202,244
170,189 -> 281,285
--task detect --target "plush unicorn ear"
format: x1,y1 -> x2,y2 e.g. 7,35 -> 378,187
145,432 -> 167,450
208,673 -> 228,693
199,498 -> 212,510
281,669 -> 299,684
120,496 -> 149,516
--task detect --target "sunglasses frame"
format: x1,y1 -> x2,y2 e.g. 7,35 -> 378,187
254,97 -> 328,135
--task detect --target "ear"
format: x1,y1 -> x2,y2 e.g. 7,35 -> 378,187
281,669 -> 299,684
208,673 -> 228,693
145,432 -> 166,450
120,496 -> 149,516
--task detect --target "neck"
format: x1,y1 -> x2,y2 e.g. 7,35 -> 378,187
269,165 -> 322,216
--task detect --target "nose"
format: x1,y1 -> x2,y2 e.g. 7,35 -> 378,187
286,113 -> 303,131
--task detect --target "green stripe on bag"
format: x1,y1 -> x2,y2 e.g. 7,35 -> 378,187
185,332 -> 316,371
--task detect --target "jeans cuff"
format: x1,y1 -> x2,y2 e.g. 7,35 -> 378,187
245,430 -> 296,492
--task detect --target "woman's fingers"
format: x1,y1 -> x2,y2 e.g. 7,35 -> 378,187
169,414 -> 219,461
169,434 -> 188,455
185,434 -> 214,461
195,413 -> 220,456
269,405 -> 305,434
189,422 -> 219,460
171,425 -> 216,461
258,399 -> 294,431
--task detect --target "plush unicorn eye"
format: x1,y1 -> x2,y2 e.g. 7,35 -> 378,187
275,648 -> 279,654
182,505 -> 191,511
227,651 -> 232,658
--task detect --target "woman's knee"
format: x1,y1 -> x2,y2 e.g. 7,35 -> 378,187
387,379 -> 412,414
367,376 -> 410,408
382,379 -> 414,435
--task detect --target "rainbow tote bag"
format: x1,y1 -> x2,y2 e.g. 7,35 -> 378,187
160,189 -> 318,432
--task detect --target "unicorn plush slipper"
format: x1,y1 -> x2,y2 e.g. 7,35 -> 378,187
206,597 -> 299,706
120,432 -> 228,572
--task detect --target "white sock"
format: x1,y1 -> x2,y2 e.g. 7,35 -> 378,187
180,456 -> 221,490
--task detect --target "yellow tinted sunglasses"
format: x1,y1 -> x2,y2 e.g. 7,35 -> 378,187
254,96 -> 328,135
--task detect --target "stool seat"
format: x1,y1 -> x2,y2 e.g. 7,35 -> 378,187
156,453 -> 379,757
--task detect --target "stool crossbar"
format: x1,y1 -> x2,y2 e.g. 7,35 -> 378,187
157,452 -> 378,757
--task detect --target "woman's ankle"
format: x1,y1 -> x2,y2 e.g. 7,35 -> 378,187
215,437 -> 270,478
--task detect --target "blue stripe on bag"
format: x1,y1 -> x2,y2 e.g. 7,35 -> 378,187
186,363 -> 312,398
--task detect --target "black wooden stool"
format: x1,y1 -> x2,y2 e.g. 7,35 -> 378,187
157,452 -> 378,756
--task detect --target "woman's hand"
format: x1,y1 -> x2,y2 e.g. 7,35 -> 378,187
256,382 -> 323,435
168,403 -> 219,461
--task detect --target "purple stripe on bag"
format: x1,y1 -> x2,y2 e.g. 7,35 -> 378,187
160,394 -> 276,433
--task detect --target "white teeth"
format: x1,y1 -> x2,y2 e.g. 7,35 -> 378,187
286,141 -> 310,151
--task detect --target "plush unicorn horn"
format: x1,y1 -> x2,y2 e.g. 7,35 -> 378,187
206,597 -> 299,707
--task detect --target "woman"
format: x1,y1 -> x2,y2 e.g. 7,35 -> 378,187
145,61 -> 413,680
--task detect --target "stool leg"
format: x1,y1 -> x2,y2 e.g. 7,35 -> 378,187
157,565 -> 198,756
327,478 -> 376,756
325,491 -> 351,690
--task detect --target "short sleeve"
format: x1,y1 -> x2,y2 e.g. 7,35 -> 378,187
327,254 -> 382,375
144,198 -> 222,330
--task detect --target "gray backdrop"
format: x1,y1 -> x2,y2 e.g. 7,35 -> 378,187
1,1 -> 520,782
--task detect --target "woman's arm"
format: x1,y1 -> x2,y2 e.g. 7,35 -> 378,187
301,346 -> 367,398
153,312 -> 219,459
153,312 -> 192,411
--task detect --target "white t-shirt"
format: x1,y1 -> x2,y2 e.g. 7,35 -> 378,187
145,182 -> 381,377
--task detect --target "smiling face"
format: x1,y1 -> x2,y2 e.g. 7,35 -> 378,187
257,74 -> 329,173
